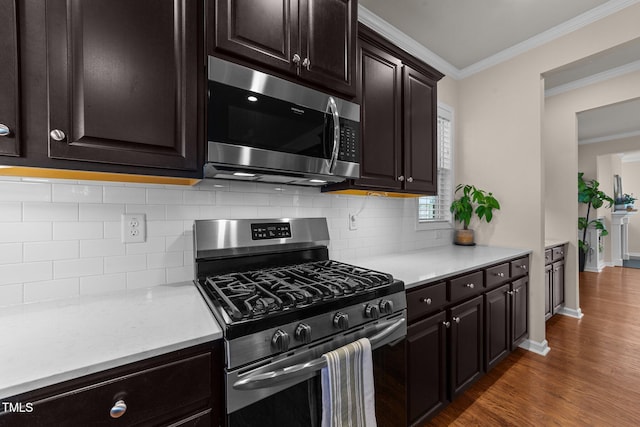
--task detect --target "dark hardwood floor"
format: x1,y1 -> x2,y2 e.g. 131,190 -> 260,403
423,266 -> 640,426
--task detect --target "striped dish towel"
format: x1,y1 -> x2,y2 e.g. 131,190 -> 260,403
321,338 -> 377,427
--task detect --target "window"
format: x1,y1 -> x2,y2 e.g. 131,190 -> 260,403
417,103 -> 453,226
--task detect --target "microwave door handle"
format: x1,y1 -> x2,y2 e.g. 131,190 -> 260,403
232,317 -> 406,391
327,97 -> 340,173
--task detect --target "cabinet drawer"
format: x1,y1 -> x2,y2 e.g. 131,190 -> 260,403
544,249 -> 552,265
552,246 -> 565,261
449,271 -> 483,303
19,352 -> 212,426
408,282 -> 447,321
510,257 -> 530,277
485,263 -> 510,289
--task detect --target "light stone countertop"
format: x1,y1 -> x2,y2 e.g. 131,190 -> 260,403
0,282 -> 222,400
545,240 -> 570,249
342,245 -> 532,290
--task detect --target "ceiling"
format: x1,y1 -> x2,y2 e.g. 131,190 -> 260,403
359,0 -> 640,159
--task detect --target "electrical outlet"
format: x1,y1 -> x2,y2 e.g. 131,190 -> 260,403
348,212 -> 358,231
121,214 -> 146,243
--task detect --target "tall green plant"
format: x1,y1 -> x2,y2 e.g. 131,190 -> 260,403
450,184 -> 501,230
578,172 -> 614,253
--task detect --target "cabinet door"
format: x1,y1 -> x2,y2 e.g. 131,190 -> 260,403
545,264 -> 552,320
450,295 -> 484,399
355,39 -> 403,190
407,311 -> 448,425
214,0 -> 298,74
511,277 -> 528,348
552,260 -> 565,314
403,65 -> 437,194
45,0 -> 201,171
299,0 -> 356,96
485,284 -> 511,372
0,0 -> 20,156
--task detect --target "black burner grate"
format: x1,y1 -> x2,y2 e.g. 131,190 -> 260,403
203,260 -> 393,321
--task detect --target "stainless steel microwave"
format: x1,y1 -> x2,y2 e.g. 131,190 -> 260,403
205,57 -> 360,186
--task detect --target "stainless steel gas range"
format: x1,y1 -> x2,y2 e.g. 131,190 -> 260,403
193,218 -> 407,426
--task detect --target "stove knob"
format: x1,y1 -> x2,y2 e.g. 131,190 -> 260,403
333,312 -> 349,330
364,304 -> 380,319
271,329 -> 290,352
295,323 -> 312,344
379,299 -> 394,314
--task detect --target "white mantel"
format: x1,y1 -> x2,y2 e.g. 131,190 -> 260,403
611,211 -> 637,266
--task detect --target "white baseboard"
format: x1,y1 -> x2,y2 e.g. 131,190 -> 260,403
519,339 -> 550,356
584,266 -> 604,273
628,252 -> 640,259
558,306 -> 584,319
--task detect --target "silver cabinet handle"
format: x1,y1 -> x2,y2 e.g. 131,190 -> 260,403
420,297 -> 432,305
398,176 -> 405,182
302,57 -> 311,71
50,129 -> 66,142
407,177 -> 414,183
514,288 -> 520,293
507,290 -> 514,296
0,124 -> 10,137
518,264 -> 527,270
465,283 -> 475,289
495,272 -> 505,277
292,53 -> 301,65
453,317 -> 460,324
110,400 -> 127,419
443,321 -> 451,328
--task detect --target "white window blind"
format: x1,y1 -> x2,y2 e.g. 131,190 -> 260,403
418,106 -> 453,223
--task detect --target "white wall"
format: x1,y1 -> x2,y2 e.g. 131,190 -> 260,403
0,177 -> 451,307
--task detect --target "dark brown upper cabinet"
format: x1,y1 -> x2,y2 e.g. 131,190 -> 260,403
324,24 -> 443,196
45,0 -> 202,173
0,0 -> 20,157
212,0 -> 356,97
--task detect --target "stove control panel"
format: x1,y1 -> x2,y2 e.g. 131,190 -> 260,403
251,222 -> 292,240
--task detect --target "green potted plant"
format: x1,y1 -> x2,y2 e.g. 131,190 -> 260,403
578,172 -> 614,271
450,184 -> 501,245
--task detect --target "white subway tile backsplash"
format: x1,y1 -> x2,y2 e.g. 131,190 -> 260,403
80,239 -> 124,258
23,202 -> 78,222
54,222 -> 103,240
24,241 -> 79,262
0,284 -> 23,307
24,278 -> 79,303
0,181 -> 51,202
52,183 -> 102,203
1,177 -> 446,305
80,273 -> 126,295
54,257 -> 103,279
0,261 -> 52,286
79,204 -> 125,221
0,202 -> 22,221
0,222 -> 52,243
0,243 -> 22,265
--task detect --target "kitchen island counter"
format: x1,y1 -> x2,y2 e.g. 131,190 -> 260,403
0,282 -> 221,400
342,245 -> 532,289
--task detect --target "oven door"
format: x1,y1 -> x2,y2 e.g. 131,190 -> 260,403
226,313 -> 406,426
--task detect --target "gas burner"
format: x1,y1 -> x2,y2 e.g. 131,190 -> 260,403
202,260 -> 393,322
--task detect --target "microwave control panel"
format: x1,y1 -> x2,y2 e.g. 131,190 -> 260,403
338,121 -> 359,163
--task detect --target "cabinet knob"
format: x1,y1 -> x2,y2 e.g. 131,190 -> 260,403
407,177 -> 414,183
507,290 -> 514,296
0,124 -> 10,137
397,175 -> 405,182
292,53 -> 301,65
519,265 -> 527,270
109,400 -> 127,419
50,129 -> 66,142
442,321 -> 451,328
465,283 -> 475,289
302,57 -> 311,71
453,317 -> 460,324
420,297 -> 432,305
514,288 -> 520,293
495,272 -> 505,277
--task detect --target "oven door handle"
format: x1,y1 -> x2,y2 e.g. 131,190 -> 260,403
232,317 -> 406,391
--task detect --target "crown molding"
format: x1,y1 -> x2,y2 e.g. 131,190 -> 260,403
359,0 -> 640,81
545,60 -> 640,97
579,129 -> 640,145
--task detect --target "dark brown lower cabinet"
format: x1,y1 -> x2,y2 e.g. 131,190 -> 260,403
511,276 -> 529,347
450,295 -> 484,399
545,264 -> 553,320
552,261 -> 565,314
485,283 -> 511,371
407,311 -> 447,425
